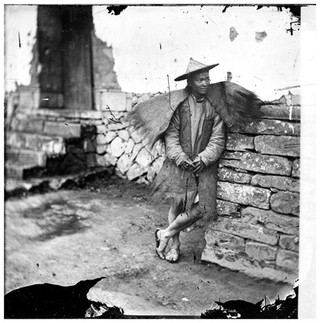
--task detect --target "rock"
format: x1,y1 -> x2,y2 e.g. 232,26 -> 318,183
254,135 -> 300,157
96,145 -> 106,155
116,153 -> 133,174
270,191 -> 299,215
127,164 -> 146,181
226,133 -> 254,151
124,139 -> 135,154
229,119 -> 300,136
217,182 -> 271,209
43,122 -> 81,138
276,249 -> 299,271
218,167 -> 251,184
130,143 -> 143,161
292,159 -> 300,178
129,129 -> 142,144
279,235 -> 299,252
260,104 -> 300,121
104,131 -> 117,144
96,134 -> 108,145
117,129 -> 130,142
109,137 -> 125,158
135,147 -> 153,168
151,157 -> 165,173
205,230 -> 245,251
201,246 -> 294,283
238,152 -> 292,176
241,207 -> 299,235
96,124 -> 108,134
251,174 -> 299,192
209,217 -> 279,245
245,241 -> 277,261
217,199 -> 240,216
104,153 -> 117,166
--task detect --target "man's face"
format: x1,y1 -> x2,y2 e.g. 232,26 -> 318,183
188,71 -> 210,96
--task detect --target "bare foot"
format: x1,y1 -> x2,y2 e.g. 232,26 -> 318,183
155,230 -> 170,260
165,247 -> 180,263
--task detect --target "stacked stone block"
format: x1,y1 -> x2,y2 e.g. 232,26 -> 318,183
201,95 -> 300,282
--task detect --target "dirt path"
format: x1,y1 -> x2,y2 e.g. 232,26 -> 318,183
5,176 -> 291,316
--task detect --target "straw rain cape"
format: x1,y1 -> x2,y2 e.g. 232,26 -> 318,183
127,81 -> 262,148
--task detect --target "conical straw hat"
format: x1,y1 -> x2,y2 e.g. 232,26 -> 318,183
174,58 -> 219,81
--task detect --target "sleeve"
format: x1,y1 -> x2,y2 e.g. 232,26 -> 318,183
164,109 -> 190,166
198,112 -> 226,166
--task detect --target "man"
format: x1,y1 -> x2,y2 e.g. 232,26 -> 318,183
127,58 -> 261,263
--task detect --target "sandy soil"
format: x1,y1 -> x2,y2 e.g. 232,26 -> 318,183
4,175 -> 291,316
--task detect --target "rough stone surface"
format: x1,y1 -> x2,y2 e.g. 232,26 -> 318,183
230,119 -> 300,136
124,138 -> 135,155
109,137 -> 126,158
238,152 -> 292,176
292,159 -> 300,178
129,128 -> 142,144
279,235 -> 299,252
205,230 -> 245,251
127,163 -> 146,181
104,153 -> 117,166
117,129 -> 130,142
218,167 -> 252,184
201,247 -> 295,282
146,166 -> 157,182
217,182 -> 271,209
276,249 -> 299,271
270,191 -> 299,216
254,135 -> 300,157
260,104 -> 300,121
96,145 -> 106,155
216,199 -> 240,217
209,217 -> 279,245
43,122 -> 81,138
96,124 -> 108,134
96,134 -> 108,145
104,131 -> 117,144
135,147 -> 153,168
251,174 -> 299,193
117,153 -> 133,174
226,133 -> 254,151
151,157 -> 165,174
241,207 -> 299,235
245,241 -> 277,261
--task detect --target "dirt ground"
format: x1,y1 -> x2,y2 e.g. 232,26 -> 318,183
4,174 -> 292,316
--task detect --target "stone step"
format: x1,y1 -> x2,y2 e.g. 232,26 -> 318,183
6,131 -> 66,155
6,149 -> 47,168
5,163 -> 43,179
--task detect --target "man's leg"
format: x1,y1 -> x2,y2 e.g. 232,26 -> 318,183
156,203 -> 203,258
165,202 -> 183,262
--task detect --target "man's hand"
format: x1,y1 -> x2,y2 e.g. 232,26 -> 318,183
192,157 -> 205,175
180,159 -> 194,171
